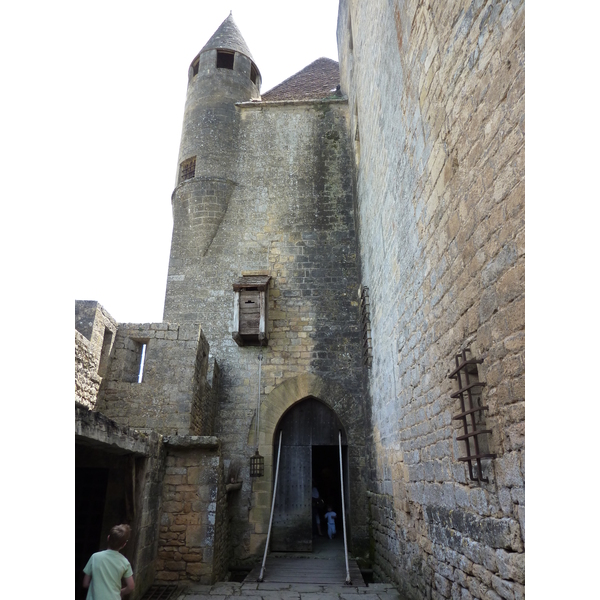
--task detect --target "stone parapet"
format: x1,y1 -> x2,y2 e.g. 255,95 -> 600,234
97,323 -> 218,436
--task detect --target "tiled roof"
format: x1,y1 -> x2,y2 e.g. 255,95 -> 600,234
261,58 -> 341,102
200,13 -> 254,60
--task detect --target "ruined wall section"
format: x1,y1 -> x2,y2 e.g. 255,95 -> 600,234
338,1 -> 524,598
157,437 -> 229,585
76,331 -> 101,409
97,323 -> 219,436
75,300 -> 118,409
132,433 -> 166,597
163,99 -> 369,564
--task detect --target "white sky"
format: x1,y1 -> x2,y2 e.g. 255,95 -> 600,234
3,1 -> 340,324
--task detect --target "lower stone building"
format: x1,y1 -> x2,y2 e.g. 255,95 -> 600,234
75,2 -> 525,599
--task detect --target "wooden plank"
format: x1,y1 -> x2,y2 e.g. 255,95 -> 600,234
245,557 -> 366,586
271,445 -> 312,551
240,290 -> 260,335
232,291 -> 240,332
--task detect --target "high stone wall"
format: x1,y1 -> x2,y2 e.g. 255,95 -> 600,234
337,0 -> 525,598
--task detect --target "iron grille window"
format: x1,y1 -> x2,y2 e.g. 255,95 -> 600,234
216,50 -> 234,70
179,156 -> 196,183
449,348 -> 496,482
358,286 -> 372,368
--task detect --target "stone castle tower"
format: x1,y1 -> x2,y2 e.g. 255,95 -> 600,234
76,4 -> 525,599
163,11 -> 369,562
167,14 -> 261,294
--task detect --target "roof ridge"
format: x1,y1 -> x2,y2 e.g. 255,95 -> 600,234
262,57 -> 340,101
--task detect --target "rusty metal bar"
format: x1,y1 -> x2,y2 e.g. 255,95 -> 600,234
463,349 -> 487,481
448,357 -> 483,379
450,381 -> 486,398
258,429 -> 283,582
452,406 -> 490,419
458,453 -> 497,461
339,430 -> 352,585
456,429 -> 492,440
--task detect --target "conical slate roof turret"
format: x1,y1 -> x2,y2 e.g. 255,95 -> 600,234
200,12 -> 254,60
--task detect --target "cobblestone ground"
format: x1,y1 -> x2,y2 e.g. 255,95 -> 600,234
174,581 -> 405,600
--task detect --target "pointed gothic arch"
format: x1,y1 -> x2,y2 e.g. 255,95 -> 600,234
247,373 -> 367,556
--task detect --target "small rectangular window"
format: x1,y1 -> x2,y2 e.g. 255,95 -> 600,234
250,63 -> 258,84
192,59 -> 199,76
137,343 -> 147,383
180,156 -> 196,183
216,51 -> 234,70
124,339 -> 148,383
232,275 -> 271,346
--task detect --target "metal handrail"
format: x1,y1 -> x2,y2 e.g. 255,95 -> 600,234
258,429 -> 283,582
339,430 -> 352,584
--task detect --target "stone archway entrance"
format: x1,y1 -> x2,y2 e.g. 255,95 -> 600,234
270,397 -> 348,552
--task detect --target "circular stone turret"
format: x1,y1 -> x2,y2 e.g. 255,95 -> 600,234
175,13 -> 261,184
167,14 -> 261,265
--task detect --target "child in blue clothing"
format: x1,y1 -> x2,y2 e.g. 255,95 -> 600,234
83,524 -> 135,599
324,506 -> 337,540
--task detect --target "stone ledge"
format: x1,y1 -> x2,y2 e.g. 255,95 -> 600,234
75,403 -> 156,455
164,435 -> 220,450
237,97 -> 348,109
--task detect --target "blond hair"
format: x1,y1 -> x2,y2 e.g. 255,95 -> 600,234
108,524 -> 131,550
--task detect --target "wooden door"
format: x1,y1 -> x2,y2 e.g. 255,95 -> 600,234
271,445 -> 312,551
271,398 -> 345,552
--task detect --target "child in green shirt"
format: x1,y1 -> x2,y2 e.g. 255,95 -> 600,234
83,524 -> 135,599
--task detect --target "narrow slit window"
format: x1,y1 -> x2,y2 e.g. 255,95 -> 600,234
179,156 -> 196,183
97,327 -> 113,378
349,16 -> 354,51
250,62 -> 259,84
137,343 -> 147,383
216,50 -> 235,70
192,58 -> 199,76
354,105 -> 361,165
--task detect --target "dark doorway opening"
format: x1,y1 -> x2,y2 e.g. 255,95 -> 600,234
312,445 -> 348,539
75,467 -> 109,600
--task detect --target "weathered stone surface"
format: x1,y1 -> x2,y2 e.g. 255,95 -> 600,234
336,0 -> 525,596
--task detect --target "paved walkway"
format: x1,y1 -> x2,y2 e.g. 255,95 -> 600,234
174,580 -> 403,599
171,538 -> 406,599
173,538 -> 403,600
